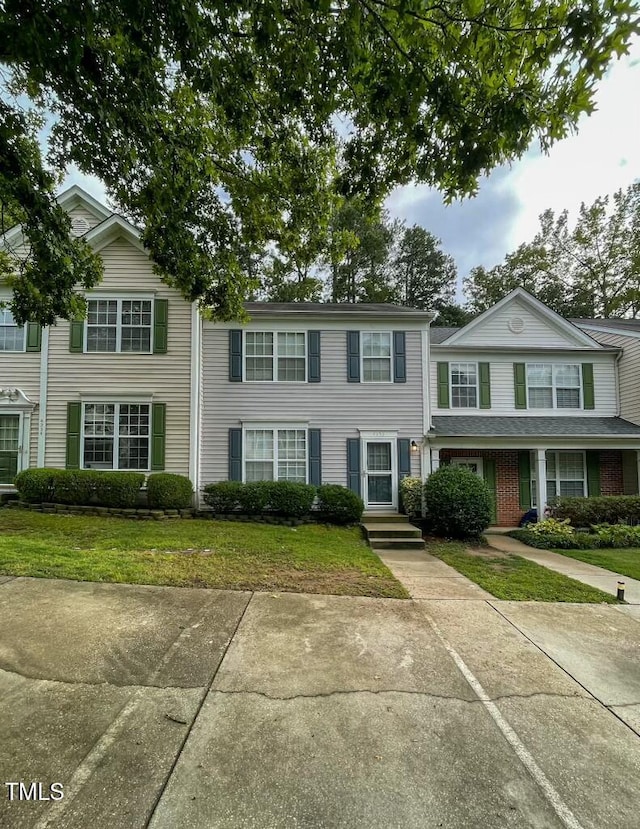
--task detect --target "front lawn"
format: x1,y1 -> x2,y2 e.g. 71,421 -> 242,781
0,510 -> 408,598
550,547 -> 640,582
426,539 -> 618,603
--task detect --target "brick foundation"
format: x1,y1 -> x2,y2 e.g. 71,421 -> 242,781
438,448 -> 626,527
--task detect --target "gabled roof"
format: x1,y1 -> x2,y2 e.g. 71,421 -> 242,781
574,318 -> 640,340
430,327 -> 460,343
244,302 -> 433,320
57,185 -> 112,222
82,213 -> 144,253
443,288 -> 601,349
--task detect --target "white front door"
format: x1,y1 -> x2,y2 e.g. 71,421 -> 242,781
451,457 -> 484,478
363,439 -> 397,510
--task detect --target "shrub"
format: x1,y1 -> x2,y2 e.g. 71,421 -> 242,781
14,468 -> 66,503
147,473 -> 193,509
94,472 -> 145,508
202,482 -> 244,512
54,470 -> 100,505
316,484 -> 364,525
527,517 -> 574,537
239,481 -> 273,514
244,481 -> 316,517
399,476 -> 422,517
592,522 -> 640,548
423,466 -> 491,540
552,495 -> 640,526
510,529 -> 602,550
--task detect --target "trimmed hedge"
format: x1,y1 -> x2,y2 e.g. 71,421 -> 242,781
399,476 -> 422,517
316,484 -> 364,525
147,473 -> 193,509
423,465 -> 492,540
202,481 -> 363,524
14,468 -> 145,509
552,495 -> 640,526
510,529 -> 602,550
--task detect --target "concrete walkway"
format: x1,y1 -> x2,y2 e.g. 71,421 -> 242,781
486,532 -> 640,604
376,549 -> 491,600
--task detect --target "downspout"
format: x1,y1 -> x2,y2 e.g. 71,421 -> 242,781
36,327 -> 50,467
188,302 -> 201,507
614,349 -> 622,418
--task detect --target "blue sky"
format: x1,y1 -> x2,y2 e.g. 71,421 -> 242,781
64,36 -> 640,306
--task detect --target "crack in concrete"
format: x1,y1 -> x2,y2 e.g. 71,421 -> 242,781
0,663 -> 209,692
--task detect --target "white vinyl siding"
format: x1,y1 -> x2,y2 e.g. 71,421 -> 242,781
450,362 -> 477,408
201,324 -> 425,486
430,352 -> 617,416
580,328 -> 640,425
44,238 -> 193,476
244,331 -> 306,382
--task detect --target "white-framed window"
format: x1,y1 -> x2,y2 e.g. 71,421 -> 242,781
362,332 -> 392,382
244,332 -> 306,382
82,403 -> 150,470
0,307 -> 26,352
85,298 -> 153,353
531,451 -> 586,505
450,363 -> 478,408
244,427 -> 307,482
527,364 -> 581,409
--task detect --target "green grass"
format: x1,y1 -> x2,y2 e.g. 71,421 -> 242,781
426,539 -> 618,603
550,547 -> 640,581
0,510 -> 408,598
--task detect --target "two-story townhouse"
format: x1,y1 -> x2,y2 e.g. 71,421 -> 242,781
0,186 -> 199,490
199,304 -> 433,512
428,288 -> 640,525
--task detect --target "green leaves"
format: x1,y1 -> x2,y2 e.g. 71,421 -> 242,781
1,0 -> 638,322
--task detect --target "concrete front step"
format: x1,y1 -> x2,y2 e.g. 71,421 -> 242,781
362,513 -> 407,524
365,525 -> 422,539
369,537 -> 426,551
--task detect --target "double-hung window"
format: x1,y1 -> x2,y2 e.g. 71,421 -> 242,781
245,332 -> 306,381
0,307 -> 25,352
362,332 -> 392,382
83,403 -> 150,470
244,428 -> 307,482
531,451 -> 586,505
450,363 -> 477,408
527,364 -> 581,409
86,298 -> 152,353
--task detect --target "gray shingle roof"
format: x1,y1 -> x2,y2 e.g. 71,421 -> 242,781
573,318 -> 640,332
431,416 -> 640,437
244,302 -> 429,316
430,327 -> 460,343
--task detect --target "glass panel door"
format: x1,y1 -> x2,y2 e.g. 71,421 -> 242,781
364,440 -> 394,507
0,414 -> 20,484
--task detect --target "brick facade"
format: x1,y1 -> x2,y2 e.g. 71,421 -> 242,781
439,448 -> 625,527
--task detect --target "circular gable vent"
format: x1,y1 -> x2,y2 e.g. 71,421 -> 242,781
70,217 -> 90,236
508,316 -> 525,334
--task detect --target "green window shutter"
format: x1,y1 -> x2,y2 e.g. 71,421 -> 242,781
69,320 -> 84,353
437,362 -> 449,408
518,450 -> 531,509
66,402 -> 82,469
479,362 -> 491,409
582,363 -> 595,410
153,298 -> 168,354
346,438 -> 361,495
586,450 -> 601,496
229,428 -> 242,481
514,363 -> 527,409
151,403 -> 166,470
483,458 -> 497,524
25,323 -> 42,352
308,429 -> 322,485
229,330 -> 243,382
307,331 -> 321,383
346,332 -> 360,383
393,331 -> 406,383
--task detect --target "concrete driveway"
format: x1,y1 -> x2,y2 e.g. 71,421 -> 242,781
0,577 -> 639,829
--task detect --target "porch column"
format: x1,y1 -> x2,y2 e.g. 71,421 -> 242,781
431,448 -> 440,473
535,448 -> 547,518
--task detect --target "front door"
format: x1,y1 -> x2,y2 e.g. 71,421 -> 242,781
363,439 -> 397,510
0,414 -> 20,484
451,457 -> 483,478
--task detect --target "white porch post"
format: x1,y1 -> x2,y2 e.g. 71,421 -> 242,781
536,448 -> 547,518
431,448 -> 440,473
